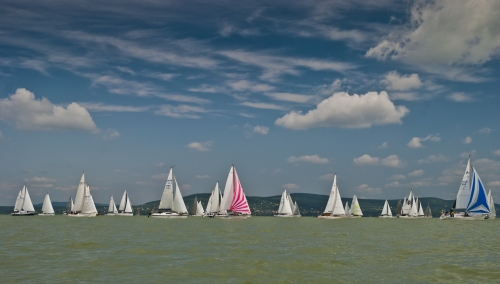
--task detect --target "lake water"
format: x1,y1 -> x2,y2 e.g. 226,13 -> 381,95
1,216 -> 499,283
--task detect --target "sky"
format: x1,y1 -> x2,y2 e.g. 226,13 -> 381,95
0,0 -> 499,206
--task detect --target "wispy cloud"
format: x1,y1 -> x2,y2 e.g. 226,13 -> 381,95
186,141 -> 212,151
287,155 -> 329,164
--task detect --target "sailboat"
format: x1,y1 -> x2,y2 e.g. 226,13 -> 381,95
116,190 -> 133,216
379,200 -> 394,218
349,195 -> 363,218
275,190 -> 294,217
440,157 -> 489,220
487,189 -> 496,219
417,201 -> 425,217
293,201 -> 301,217
218,165 -> 251,219
424,203 -> 432,218
318,174 -> 346,219
68,172 -> 98,217
106,196 -> 118,215
63,197 -> 74,215
399,190 -> 419,218
150,167 -> 188,218
344,201 -> 351,217
195,201 -> 204,216
39,193 -> 55,216
204,182 -> 226,217
11,185 -> 36,216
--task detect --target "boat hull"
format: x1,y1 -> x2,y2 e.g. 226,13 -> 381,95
378,215 -> 395,218
348,215 -> 362,218
11,211 -> 37,216
116,213 -> 134,216
317,215 -> 347,219
398,215 -> 424,219
67,212 -> 97,217
440,214 -> 485,220
38,213 -> 55,216
150,212 -> 188,218
105,213 -> 116,216
274,214 -> 294,217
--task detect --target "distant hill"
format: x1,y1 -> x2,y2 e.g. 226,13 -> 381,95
1,193 -> 490,217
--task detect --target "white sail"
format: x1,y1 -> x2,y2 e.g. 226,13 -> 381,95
287,193 -> 295,213
41,193 -> 55,214
158,168 -> 174,210
293,201 -> 301,216
408,195 -> 418,216
119,191 -> 127,211
455,157 -> 472,209
66,197 -> 74,213
351,195 -> 363,216
13,188 -> 23,211
73,172 -> 86,213
196,201 -> 204,216
344,202 -> 350,216
209,182 -> 220,213
324,174 -> 345,215
278,190 -> 293,215
205,193 -> 213,213
172,175 -> 188,213
82,185 -> 97,214
402,190 -> 413,215
21,186 -> 36,212
418,202 -> 424,216
381,200 -> 392,216
108,196 -> 118,213
488,189 -> 496,218
220,166 -> 235,211
324,174 -> 337,213
125,194 -> 133,213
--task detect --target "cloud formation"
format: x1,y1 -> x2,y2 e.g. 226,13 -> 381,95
186,141 -> 212,151
0,88 -> 97,131
275,91 -> 409,130
381,71 -> 422,91
287,155 -> 329,164
354,154 -> 405,168
253,125 -> 269,135
407,134 -> 441,148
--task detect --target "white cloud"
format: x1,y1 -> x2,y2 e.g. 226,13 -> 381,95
385,181 -> 401,187
319,173 -> 335,180
378,142 -> 388,149
101,128 -> 120,140
275,91 -> 409,130
196,175 -> 210,179
353,154 -> 380,166
447,92 -> 474,102
464,136 -> 472,144
479,127 -> 492,134
151,173 -> 168,180
228,80 -> 274,92
253,125 -> 269,135
494,149 -> 500,156
287,155 -> 329,164
366,1 -> 500,81
155,104 -> 210,119
55,185 -> 78,191
460,150 -> 476,159
186,141 -> 212,152
389,174 -> 406,181
381,71 -> 422,91
26,177 -> 56,183
264,92 -> 313,103
282,183 -> 299,190
240,101 -> 285,110
357,184 -> 382,194
408,169 -> 424,177
407,134 -> 441,148
79,102 -> 150,112
317,78 -> 347,95
0,88 -> 97,131
381,155 -> 405,168
418,154 -> 448,164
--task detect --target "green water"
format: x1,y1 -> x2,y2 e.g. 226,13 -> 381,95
1,216 -> 499,283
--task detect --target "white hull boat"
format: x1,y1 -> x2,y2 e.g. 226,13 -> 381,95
11,185 -> 37,216
11,211 -> 37,216
67,212 -> 97,217
38,213 -> 55,216
218,165 -> 252,219
274,214 -> 294,218
440,213 -> 485,220
318,215 -> 347,219
274,190 -> 294,217
318,174 -> 346,219
151,167 -> 189,219
116,212 -> 134,216
378,215 -> 395,218
150,212 -> 188,218
67,173 -> 98,217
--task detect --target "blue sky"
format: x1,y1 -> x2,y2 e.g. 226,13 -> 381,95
1,0 -> 499,205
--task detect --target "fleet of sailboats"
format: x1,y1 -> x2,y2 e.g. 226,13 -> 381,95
150,167 -> 188,218
39,193 -> 55,216
11,185 -> 36,216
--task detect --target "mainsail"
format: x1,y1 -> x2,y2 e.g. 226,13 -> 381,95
172,175 -> 188,213
209,182 -> 220,213
396,200 -> 402,216
13,187 -> 23,211
344,201 -> 350,216
351,195 -> 363,216
466,167 -> 490,214
220,165 -> 251,214
417,202 -> 425,216
424,203 -> 432,217
66,197 -> 74,213
108,196 -> 118,214
73,172 -> 86,213
41,193 -> 55,214
455,157 -> 472,209
157,168 -> 187,213
277,190 -> 293,215
488,189 -> 496,218
82,185 -> 97,214
408,195 -> 418,217
119,191 -> 133,213
20,185 -> 35,212
293,201 -> 301,216
381,200 -> 392,216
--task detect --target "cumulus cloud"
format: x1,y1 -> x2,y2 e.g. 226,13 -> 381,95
494,149 -> 500,156
186,141 -> 212,151
381,71 -> 422,91
479,127 -> 492,134
80,102 -> 150,112
287,155 -> 329,164
464,136 -> 472,144
357,184 -> 382,194
381,155 -> 405,168
366,1 -> 500,81
407,134 -> 441,148
0,88 -> 97,131
319,173 -> 335,180
26,177 -> 56,183
408,169 -> 424,177
253,125 -> 269,135
378,142 -> 388,149
282,183 -> 299,190
353,154 -> 380,166
101,128 -> 120,140
418,154 -> 448,164
275,91 -> 409,130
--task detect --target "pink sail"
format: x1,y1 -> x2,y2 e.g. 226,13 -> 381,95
230,167 -> 251,214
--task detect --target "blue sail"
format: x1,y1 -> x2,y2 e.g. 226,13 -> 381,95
466,167 -> 490,214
